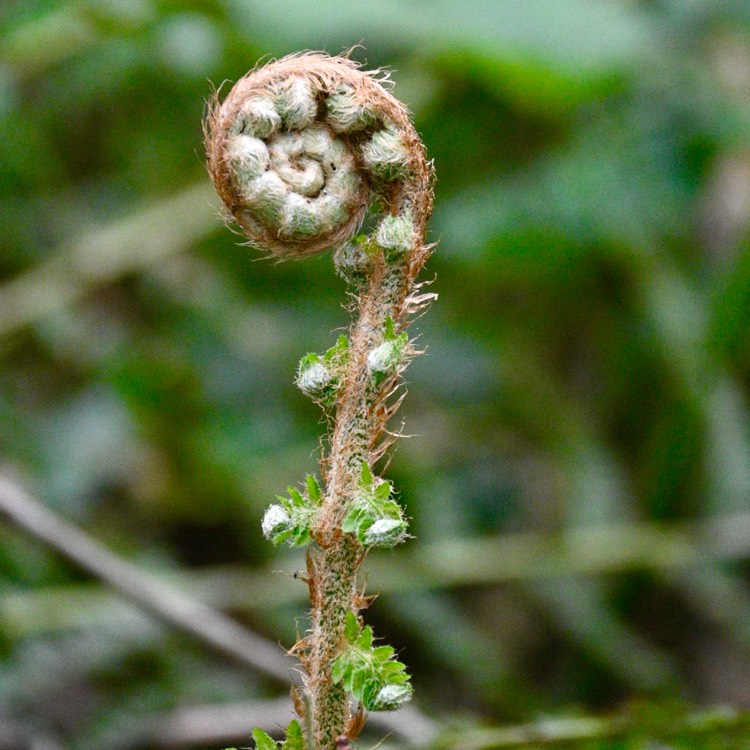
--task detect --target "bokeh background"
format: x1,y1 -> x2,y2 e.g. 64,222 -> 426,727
3,1 -> 750,748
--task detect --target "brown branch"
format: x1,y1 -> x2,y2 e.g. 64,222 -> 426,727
0,474 -> 298,684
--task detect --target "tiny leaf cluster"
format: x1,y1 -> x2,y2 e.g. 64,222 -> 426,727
366,316 -> 408,385
262,475 -> 322,547
295,335 -> 349,404
332,612 -> 413,712
342,462 -> 408,548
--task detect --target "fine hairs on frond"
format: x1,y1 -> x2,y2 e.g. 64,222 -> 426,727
205,51 -> 433,260
206,51 -> 435,750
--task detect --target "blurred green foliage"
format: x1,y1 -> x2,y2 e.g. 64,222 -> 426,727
2,1 -> 750,748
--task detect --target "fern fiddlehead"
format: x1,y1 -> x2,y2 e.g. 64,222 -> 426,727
205,52 -> 434,750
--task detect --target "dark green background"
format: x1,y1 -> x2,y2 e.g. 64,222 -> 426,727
2,1 -> 750,748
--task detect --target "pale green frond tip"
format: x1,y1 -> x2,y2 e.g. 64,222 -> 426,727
367,336 -> 407,376
361,124 -> 411,181
326,84 -> 378,133
262,490 -> 316,547
376,211 -> 414,256
233,95 -> 281,138
296,340 -> 347,402
361,517 -> 408,547
295,358 -> 336,399
274,75 -> 317,130
262,504 -> 291,540
227,134 -> 270,183
367,682 -> 413,711
343,469 -> 406,544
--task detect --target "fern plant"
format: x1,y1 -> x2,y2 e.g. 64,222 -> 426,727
205,51 -> 434,750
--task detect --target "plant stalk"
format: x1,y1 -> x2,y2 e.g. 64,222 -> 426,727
308,255 -> 407,747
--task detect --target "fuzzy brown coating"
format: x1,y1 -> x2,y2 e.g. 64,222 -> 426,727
205,52 -> 433,258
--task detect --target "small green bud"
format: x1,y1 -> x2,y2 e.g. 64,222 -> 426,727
264,485 -> 318,547
361,517 -> 408,548
367,337 -> 406,376
262,504 -> 291,541
366,682 -> 413,711
296,356 -> 336,399
361,124 -> 411,181
376,211 -> 414,256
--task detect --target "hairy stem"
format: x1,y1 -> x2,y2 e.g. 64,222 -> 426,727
309,256 -> 407,745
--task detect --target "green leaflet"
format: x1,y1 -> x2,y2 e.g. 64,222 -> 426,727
262,476 -> 323,547
342,462 -> 408,547
251,729 -> 277,750
280,720 -> 304,750
332,613 -> 412,712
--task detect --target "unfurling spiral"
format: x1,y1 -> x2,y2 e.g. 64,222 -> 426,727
205,52 -> 433,259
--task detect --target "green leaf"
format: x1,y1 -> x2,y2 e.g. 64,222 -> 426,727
351,667 -> 368,700
305,474 -> 321,503
271,529 -> 293,546
331,653 -> 349,684
374,481 -> 391,501
382,500 -> 402,518
388,671 -> 411,684
354,517 -> 374,542
342,508 -> 363,534
324,335 -> 349,362
281,720 -> 304,750
344,610 -> 359,644
288,487 -> 304,506
252,728 -> 277,750
360,461 -> 374,486
357,625 -> 374,650
384,314 -> 396,340
290,528 -> 311,546
373,645 -> 395,662
361,678 -> 386,710
381,659 -> 407,675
